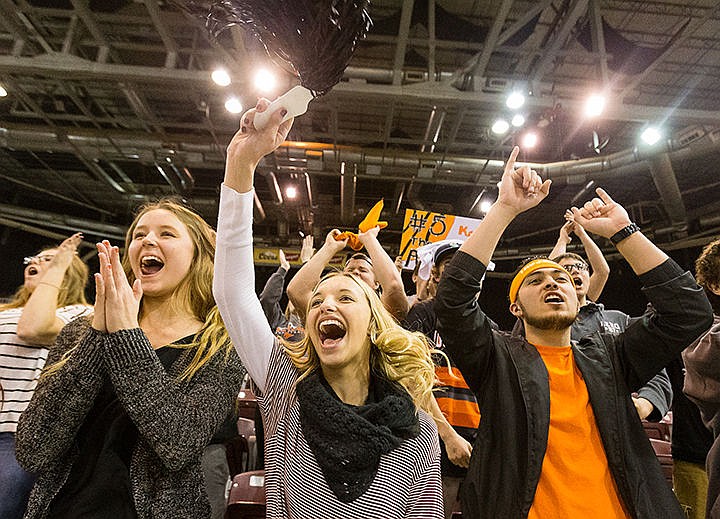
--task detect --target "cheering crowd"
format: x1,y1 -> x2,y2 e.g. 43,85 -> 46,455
1,100 -> 719,519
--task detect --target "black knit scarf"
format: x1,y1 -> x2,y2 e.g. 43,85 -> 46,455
295,371 -> 420,502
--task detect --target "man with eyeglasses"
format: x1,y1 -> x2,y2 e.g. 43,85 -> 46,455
552,251 -> 673,422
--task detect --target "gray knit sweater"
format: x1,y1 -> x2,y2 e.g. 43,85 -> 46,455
16,317 -> 246,519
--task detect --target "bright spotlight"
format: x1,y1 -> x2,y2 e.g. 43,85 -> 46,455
224,97 -> 243,114
211,68 -> 231,87
585,94 -> 605,118
522,132 -> 538,148
492,119 -> 510,135
511,114 -> 525,127
506,92 -> 525,110
254,69 -> 277,93
479,200 -> 493,214
641,127 -> 662,146
0,85 -> 7,97
285,186 -> 298,199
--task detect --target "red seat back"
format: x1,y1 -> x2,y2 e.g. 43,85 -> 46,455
225,470 -> 266,519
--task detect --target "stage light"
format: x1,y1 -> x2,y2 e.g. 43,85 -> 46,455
506,92 -> 525,110
285,186 -> 298,199
224,97 -> 243,114
0,85 -> 7,97
511,114 -> 525,127
480,200 -> 493,214
211,68 -> 231,87
254,69 -> 277,93
522,132 -> 538,148
641,127 -> 662,146
584,94 -> 605,118
492,119 -> 509,135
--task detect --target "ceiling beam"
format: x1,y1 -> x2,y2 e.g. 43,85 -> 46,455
620,4 -> 720,99
0,53 -> 215,83
467,0 -> 514,80
530,0 -> 590,84
330,82 -> 720,125
392,0 -> 415,86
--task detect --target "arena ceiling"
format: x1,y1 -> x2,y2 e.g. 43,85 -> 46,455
0,0 -> 719,265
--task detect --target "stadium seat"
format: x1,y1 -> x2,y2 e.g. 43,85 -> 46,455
225,470 -> 266,519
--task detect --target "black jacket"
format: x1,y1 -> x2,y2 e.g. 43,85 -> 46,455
435,251 -> 713,519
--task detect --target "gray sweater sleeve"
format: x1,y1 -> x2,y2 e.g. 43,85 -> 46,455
636,368 -> 673,421
103,328 -> 245,472
16,318 -> 105,472
259,267 -> 288,331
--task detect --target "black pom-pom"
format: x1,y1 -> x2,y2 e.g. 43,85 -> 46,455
174,0 -> 372,97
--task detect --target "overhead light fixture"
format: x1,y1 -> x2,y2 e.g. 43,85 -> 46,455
506,91 -> 525,110
491,119 -> 509,135
254,69 -> 277,93
211,68 -> 231,87
224,97 -> 243,114
511,114 -> 525,127
0,85 -> 7,97
479,200 -> 493,214
584,94 -> 605,118
641,126 -> 662,146
522,132 -> 538,148
285,185 -> 298,199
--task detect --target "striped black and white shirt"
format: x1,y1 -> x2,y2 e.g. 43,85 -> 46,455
0,304 -> 92,433
215,184 -> 443,519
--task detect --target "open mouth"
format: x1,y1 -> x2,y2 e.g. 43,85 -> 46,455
544,293 -> 564,304
572,277 -> 583,287
140,255 -> 164,276
27,266 -> 39,276
318,319 -> 347,347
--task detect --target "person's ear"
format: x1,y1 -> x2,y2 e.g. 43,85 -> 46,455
431,266 -> 440,282
710,284 -> 720,296
510,302 -> 522,318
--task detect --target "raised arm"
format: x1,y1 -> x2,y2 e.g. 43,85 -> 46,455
358,226 -> 409,320
435,147 -> 551,392
548,221 -> 573,260
573,223 -> 610,301
16,233 -> 84,344
214,99 -> 294,391
573,189 -> 713,386
458,147 -> 551,265
286,229 -> 347,321
571,189 -> 666,276
258,252 -> 289,331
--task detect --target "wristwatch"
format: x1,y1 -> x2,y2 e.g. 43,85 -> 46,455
610,223 -> 641,245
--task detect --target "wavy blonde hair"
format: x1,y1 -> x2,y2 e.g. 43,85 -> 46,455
46,199 -> 232,382
0,247 -> 89,311
283,272 -> 435,410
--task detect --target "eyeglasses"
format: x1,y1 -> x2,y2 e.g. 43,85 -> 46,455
23,255 -> 55,266
562,262 -> 588,274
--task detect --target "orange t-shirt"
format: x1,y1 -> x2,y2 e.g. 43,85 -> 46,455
528,344 -> 629,519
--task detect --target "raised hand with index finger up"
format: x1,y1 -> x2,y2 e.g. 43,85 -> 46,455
495,146 -> 552,216
570,188 -> 633,239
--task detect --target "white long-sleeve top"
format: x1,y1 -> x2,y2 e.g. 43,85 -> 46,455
214,184 -> 443,519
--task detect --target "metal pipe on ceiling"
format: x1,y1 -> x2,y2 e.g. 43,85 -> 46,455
340,162 -> 356,225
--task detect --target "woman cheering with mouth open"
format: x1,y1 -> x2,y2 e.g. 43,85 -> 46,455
213,99 -> 443,519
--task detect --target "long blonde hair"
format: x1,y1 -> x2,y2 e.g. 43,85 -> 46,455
46,199 -> 232,382
283,272 -> 435,409
0,247 -> 89,311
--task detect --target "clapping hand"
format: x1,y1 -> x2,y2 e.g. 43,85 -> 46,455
92,240 -> 142,333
